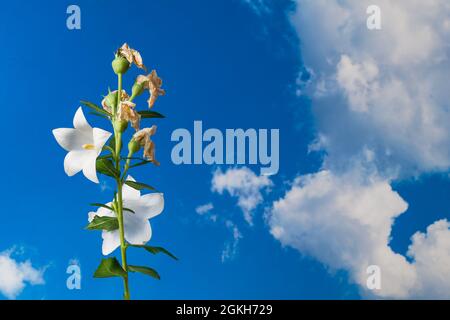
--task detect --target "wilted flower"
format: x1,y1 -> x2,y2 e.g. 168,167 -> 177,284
88,176 -> 164,255
118,101 -> 141,131
118,43 -> 146,71
52,107 -> 112,183
102,90 -> 130,113
132,126 -> 159,165
136,70 -> 165,108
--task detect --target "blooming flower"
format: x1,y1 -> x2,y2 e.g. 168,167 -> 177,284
88,176 -> 164,255
136,70 -> 166,108
52,107 -> 112,183
133,126 -> 159,165
118,43 -> 146,70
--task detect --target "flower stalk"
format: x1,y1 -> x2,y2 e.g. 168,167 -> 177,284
53,43 -> 175,300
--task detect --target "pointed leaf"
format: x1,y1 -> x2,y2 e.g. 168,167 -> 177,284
90,111 -> 110,119
80,100 -> 111,117
90,203 -> 114,211
129,160 -> 152,169
94,258 -> 127,278
128,265 -> 160,280
138,110 -> 165,119
96,158 -> 119,178
130,245 -> 178,260
85,216 -> 118,231
124,180 -> 156,191
123,207 -> 135,214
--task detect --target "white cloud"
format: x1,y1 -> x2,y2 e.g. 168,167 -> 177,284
268,168 -> 450,298
242,0 -> 271,16
292,0 -> 450,176
240,0 -> 450,298
408,220 -> 450,298
212,167 -> 272,224
0,249 -> 45,299
221,220 -> 243,262
195,203 -> 214,215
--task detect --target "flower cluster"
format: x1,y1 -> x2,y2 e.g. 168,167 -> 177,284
52,43 -> 176,300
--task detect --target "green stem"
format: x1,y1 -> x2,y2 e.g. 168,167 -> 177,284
113,73 -> 130,300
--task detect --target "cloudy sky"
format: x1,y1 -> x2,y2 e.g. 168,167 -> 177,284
0,0 -> 448,299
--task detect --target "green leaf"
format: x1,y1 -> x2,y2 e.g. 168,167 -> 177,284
96,158 -> 119,178
85,216 -> 118,231
94,258 -> 127,278
130,245 -> 178,260
129,160 -> 152,169
124,180 -> 156,191
90,203 -> 114,211
102,145 -> 115,154
80,100 -> 111,117
138,110 -> 165,119
89,111 -> 109,119
123,207 -> 135,214
128,265 -> 160,280
98,154 -> 113,160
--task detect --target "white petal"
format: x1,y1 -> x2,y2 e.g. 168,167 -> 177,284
93,128 -> 112,155
82,151 -> 100,183
122,175 -> 140,201
73,107 -> 92,131
102,230 -> 120,255
53,128 -> 89,152
124,214 -> 152,245
64,150 -> 87,176
126,193 -> 164,220
88,212 -> 96,222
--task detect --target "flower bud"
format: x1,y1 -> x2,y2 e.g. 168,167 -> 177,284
104,91 -> 118,109
128,138 -> 141,155
112,56 -> 130,74
114,119 -> 128,133
131,81 -> 145,100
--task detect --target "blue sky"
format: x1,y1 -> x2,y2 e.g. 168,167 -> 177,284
0,0 -> 449,300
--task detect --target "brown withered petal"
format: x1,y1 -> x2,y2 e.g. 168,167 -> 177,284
118,101 -> 141,131
133,126 -> 159,164
144,140 -> 160,166
101,90 -> 130,113
145,70 -> 166,108
118,43 -> 146,71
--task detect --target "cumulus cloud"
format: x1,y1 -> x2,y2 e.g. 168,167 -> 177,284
0,249 -> 45,299
256,0 -> 450,298
268,168 -> 450,298
212,167 -> 272,224
293,0 -> 450,176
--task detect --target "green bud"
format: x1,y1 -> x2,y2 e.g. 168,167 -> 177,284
131,81 -> 145,100
104,91 -> 117,109
112,56 -> 130,74
114,119 -> 128,133
128,138 -> 141,155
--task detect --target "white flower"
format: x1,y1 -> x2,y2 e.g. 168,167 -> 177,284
52,107 -> 112,183
88,176 -> 164,255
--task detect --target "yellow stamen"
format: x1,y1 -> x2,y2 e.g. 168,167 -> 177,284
82,144 -> 95,150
